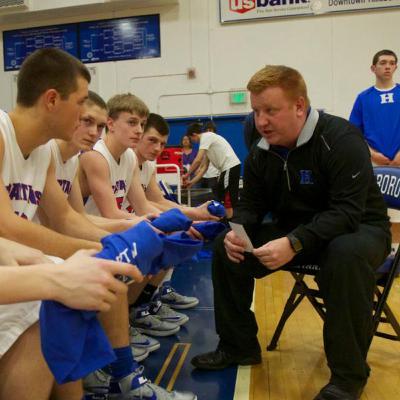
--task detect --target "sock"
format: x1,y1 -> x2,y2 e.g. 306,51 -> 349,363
104,346 -> 138,382
133,284 -> 158,308
161,268 -> 174,285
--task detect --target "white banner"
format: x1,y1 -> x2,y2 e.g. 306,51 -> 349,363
220,0 -> 400,23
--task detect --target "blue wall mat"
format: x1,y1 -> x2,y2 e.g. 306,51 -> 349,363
165,114 -> 250,174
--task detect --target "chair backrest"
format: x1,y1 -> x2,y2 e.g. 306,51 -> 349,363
374,166 -> 400,211
158,179 -> 179,204
156,163 -> 181,203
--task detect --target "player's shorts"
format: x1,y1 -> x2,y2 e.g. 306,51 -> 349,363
0,255 -> 63,358
216,164 -> 241,209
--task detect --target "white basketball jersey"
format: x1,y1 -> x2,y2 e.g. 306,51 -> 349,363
50,140 -> 79,197
84,139 -> 136,216
121,157 -> 156,213
139,160 -> 156,191
0,110 -> 51,221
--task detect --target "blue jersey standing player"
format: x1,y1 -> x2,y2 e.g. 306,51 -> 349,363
350,49 -> 400,166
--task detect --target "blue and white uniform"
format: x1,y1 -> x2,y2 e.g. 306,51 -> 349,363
350,84 -> 400,160
0,109 -> 52,357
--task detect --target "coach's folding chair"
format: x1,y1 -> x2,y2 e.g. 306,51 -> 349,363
267,166 -> 400,351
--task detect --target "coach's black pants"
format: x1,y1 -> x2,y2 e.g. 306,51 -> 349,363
212,223 -> 390,392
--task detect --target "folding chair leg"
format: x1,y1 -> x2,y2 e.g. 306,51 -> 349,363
374,303 -> 400,341
267,284 -> 305,351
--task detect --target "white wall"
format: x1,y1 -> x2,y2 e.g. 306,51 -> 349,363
0,0 -> 399,119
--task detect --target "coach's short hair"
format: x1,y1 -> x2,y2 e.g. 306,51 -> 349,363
247,65 -> 310,109
17,48 -> 91,107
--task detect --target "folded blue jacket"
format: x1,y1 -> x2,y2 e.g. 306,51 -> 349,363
40,221 -> 164,384
151,208 -> 192,233
149,231 -> 203,274
192,221 -> 226,241
97,221 -> 164,282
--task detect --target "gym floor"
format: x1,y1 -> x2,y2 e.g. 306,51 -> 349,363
141,253 -> 400,400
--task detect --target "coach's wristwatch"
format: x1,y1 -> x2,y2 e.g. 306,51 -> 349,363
287,233 -> 303,254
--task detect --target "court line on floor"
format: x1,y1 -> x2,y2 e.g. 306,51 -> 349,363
167,343 -> 191,391
154,342 -> 191,390
233,292 -> 255,400
154,343 -> 179,385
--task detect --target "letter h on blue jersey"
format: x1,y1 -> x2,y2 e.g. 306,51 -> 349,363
300,170 -> 313,185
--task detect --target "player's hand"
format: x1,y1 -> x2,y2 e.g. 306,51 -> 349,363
0,238 -> 50,266
187,226 -> 204,240
52,249 -> 143,312
371,149 -> 390,165
224,230 -> 246,263
188,201 -> 219,221
253,237 -> 295,270
390,151 -> 400,167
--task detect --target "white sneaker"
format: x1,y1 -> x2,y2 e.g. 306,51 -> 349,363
130,327 -> 160,353
131,345 -> 149,362
109,367 -> 197,400
160,283 -> 199,310
149,299 -> 189,326
130,305 -> 180,337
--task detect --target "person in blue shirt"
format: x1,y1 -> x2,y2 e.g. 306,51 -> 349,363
350,49 -> 400,166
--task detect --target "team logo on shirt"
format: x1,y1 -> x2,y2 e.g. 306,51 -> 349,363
6,182 -> 42,204
58,179 -> 73,195
112,179 -> 127,194
380,93 -> 394,104
299,170 -> 314,185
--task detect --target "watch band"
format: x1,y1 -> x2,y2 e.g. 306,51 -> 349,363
287,233 -> 303,253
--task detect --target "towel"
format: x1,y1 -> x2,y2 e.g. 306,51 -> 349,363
40,222 -> 164,384
151,208 -> 192,233
192,221 -> 226,241
207,200 -> 226,217
149,231 -> 203,274
97,221 -> 164,282
39,304 -> 114,384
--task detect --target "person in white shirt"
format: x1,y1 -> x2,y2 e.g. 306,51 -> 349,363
184,122 -> 241,218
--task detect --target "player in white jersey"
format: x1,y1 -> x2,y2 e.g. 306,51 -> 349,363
40,91 -> 145,233
184,123 -> 241,218
130,113 -> 203,313
0,49 -> 144,400
79,93 -> 159,219
80,94 -> 196,400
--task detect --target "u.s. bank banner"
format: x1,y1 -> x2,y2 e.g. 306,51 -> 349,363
220,0 -> 400,23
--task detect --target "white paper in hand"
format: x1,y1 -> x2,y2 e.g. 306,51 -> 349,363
229,222 -> 254,253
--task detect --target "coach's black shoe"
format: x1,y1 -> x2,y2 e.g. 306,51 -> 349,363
191,349 -> 261,370
313,383 -> 364,400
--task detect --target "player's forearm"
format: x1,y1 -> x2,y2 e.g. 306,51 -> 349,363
149,199 -> 176,212
0,216 -> 100,259
51,208 -> 108,242
87,214 -> 141,233
133,201 -> 160,216
0,264 -> 57,304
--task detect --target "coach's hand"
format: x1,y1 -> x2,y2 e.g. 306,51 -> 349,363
224,230 -> 246,263
253,237 -> 295,270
